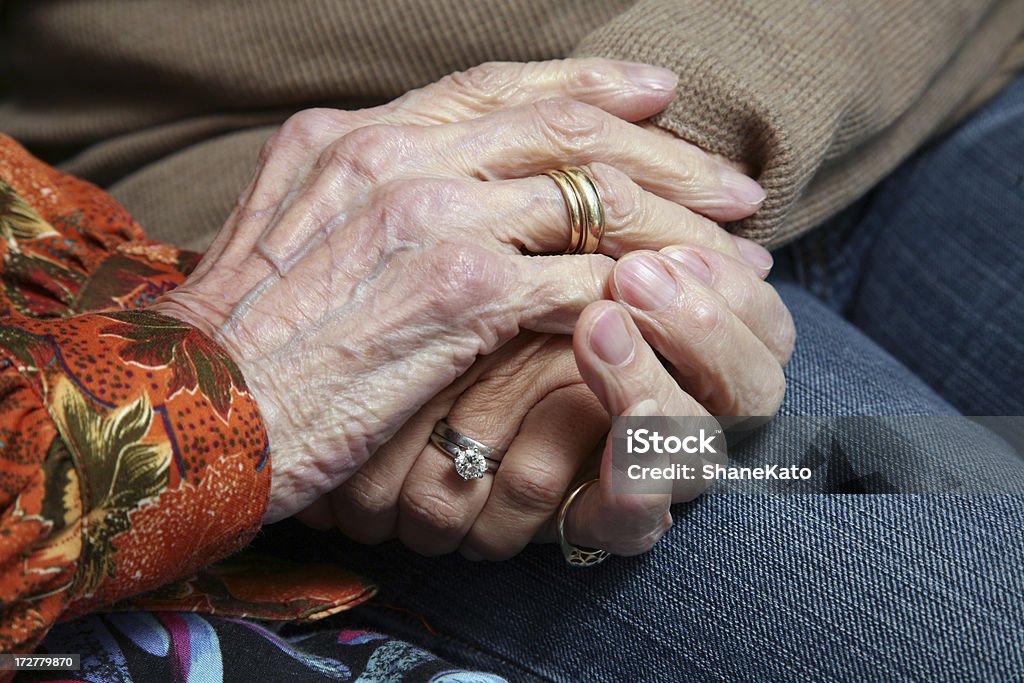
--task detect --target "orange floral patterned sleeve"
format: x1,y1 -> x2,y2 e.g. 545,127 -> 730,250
0,133 -> 340,656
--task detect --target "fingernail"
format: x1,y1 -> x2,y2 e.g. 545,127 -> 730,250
615,255 -> 677,310
628,399 -> 660,417
665,248 -> 713,285
589,307 -> 635,366
731,235 -> 774,272
717,165 -> 766,206
620,62 -> 678,92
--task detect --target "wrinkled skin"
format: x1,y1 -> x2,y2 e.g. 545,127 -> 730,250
151,59 -> 794,557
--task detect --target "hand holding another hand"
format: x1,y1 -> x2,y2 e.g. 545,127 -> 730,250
150,58 -> 785,535
305,244 -> 793,559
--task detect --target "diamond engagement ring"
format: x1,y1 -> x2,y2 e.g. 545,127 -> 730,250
430,420 -> 504,480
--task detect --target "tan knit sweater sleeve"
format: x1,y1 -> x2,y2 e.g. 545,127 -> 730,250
574,0 -> 1024,246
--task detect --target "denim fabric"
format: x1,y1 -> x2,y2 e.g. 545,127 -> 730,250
269,493 -> 1023,682
267,283 -> 1024,682
268,76 -> 1024,681
779,73 -> 1024,416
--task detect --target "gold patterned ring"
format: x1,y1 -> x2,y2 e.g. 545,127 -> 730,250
557,478 -> 611,567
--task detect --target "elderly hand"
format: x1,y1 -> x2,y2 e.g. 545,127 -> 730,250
149,58 -> 768,523
302,244 -> 794,559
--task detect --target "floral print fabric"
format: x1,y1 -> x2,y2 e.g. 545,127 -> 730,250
0,133 -> 384,667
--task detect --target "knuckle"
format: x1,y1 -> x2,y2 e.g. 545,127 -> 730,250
445,62 -> 518,103
469,339 -> 577,406
475,355 -> 565,403
279,108 -> 334,142
257,130 -> 284,167
628,515 -> 673,555
566,58 -> 619,92
476,334 -> 554,383
499,463 -> 567,516
455,382 -> 519,428
721,270 -> 760,316
588,163 -> 642,226
320,123 -> 409,181
730,358 -> 787,416
419,245 -> 506,310
368,178 -> 464,239
531,98 -> 604,154
336,470 -> 393,521
674,152 -> 715,191
263,109 -> 348,164
682,294 -> 727,346
702,224 -> 741,256
265,113 -> 309,158
345,122 -> 404,154
399,485 -> 465,536
619,492 -> 671,522
736,278 -> 796,366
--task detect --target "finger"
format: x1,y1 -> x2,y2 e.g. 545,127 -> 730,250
415,98 -> 766,221
455,164 -> 743,258
574,302 -> 712,424
610,251 -> 788,416
728,235 -> 775,280
659,246 -> 795,364
328,334 -> 530,544
388,58 -> 678,125
330,400 -> 450,545
232,207 -> 609,362
293,496 -> 335,530
200,59 -> 678,277
568,302 -> 711,553
193,108 -> 378,279
397,334 -> 575,555
509,252 -> 615,335
241,109 -> 762,279
638,121 -> 756,176
460,373 -> 607,562
559,425 -> 674,557
338,176 -> 771,279
303,168 -> 740,262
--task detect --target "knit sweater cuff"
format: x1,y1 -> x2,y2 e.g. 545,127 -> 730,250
573,0 -> 1023,247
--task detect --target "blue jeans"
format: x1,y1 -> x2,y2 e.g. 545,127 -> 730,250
279,75 -> 1024,681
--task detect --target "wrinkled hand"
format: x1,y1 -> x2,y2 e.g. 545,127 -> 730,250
563,247 -> 794,555
150,58 -> 767,523
303,245 -> 794,558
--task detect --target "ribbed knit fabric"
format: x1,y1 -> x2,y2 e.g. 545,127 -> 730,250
1,0 -> 1021,248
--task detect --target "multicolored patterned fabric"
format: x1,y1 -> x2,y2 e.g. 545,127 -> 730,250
0,134 -> 377,666
25,613 -> 506,682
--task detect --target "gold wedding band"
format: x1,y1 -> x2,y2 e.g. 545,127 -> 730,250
544,167 -> 606,255
557,478 -> 611,567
